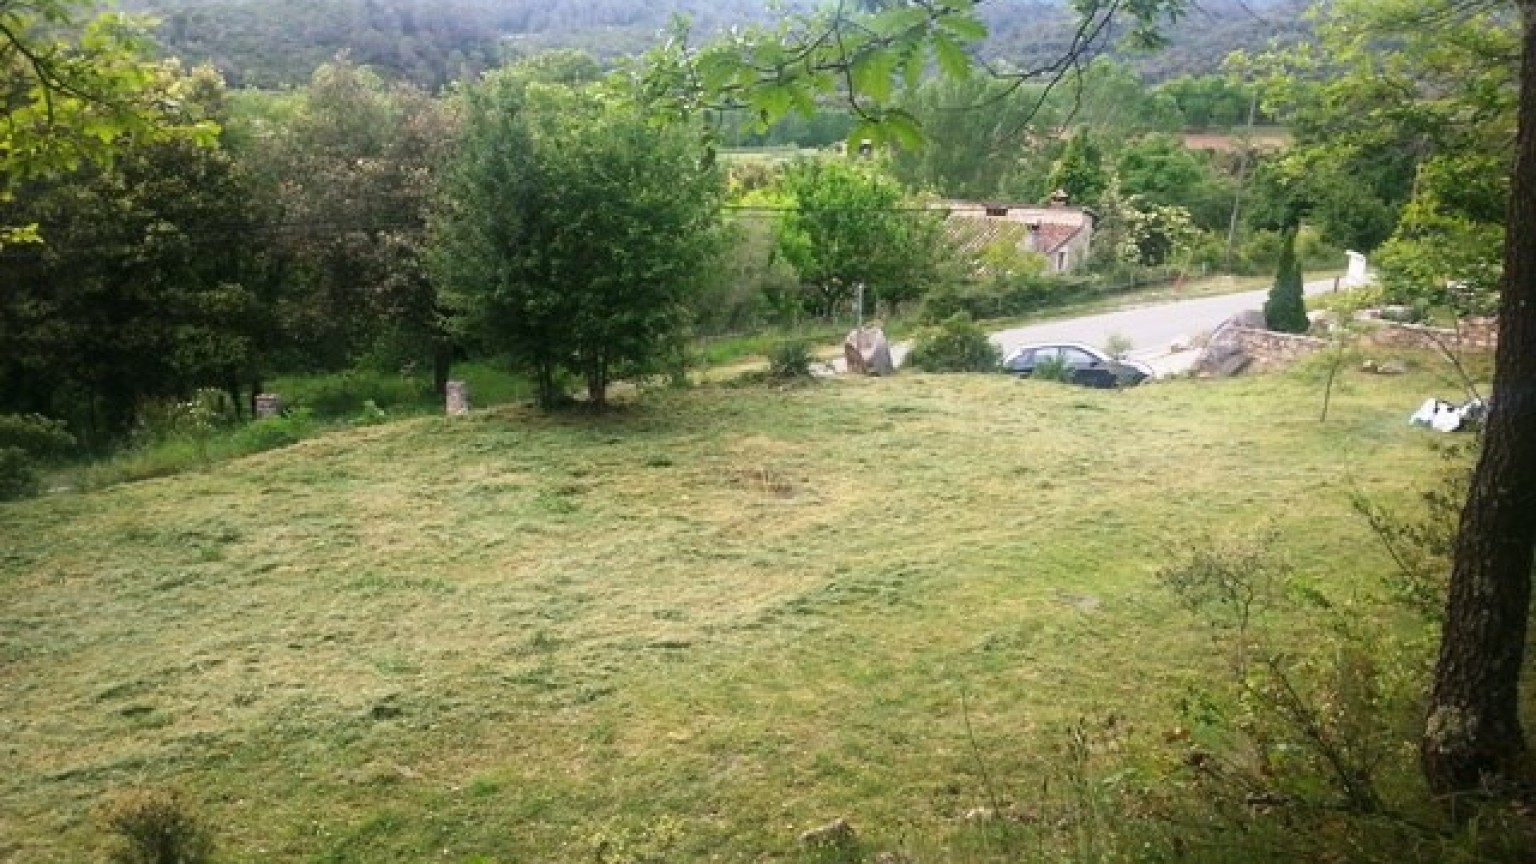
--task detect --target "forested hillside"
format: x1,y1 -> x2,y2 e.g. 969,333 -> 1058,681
124,0 -> 1311,89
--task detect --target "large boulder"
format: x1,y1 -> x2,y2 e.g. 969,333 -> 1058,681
844,326 -> 895,376
1193,320 -> 1249,378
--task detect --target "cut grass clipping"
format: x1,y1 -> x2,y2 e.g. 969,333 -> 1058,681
0,365 -> 1466,861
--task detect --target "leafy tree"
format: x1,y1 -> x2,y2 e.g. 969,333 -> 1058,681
433,68 -> 723,409
0,65 -> 265,442
888,74 -> 1055,198
1116,134 -> 1231,231
636,1 -> 1187,150
2,0 -> 217,244
1250,0 -> 1515,257
1050,57 -> 1183,141
1092,179 -> 1199,271
1045,128 -> 1107,206
1159,73 -> 1261,129
775,157 -> 945,319
1263,226 -> 1307,333
238,60 -> 456,386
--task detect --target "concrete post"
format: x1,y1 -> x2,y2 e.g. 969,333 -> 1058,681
254,393 -> 283,419
446,380 -> 471,416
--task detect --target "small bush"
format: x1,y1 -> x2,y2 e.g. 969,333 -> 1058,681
767,339 -> 813,379
0,413 -> 77,460
133,390 -> 238,446
354,400 -> 388,427
1032,354 -> 1073,383
0,414 -> 76,500
919,274 -> 1073,322
0,447 -> 39,501
100,788 -> 213,864
905,313 -> 1001,373
232,409 -> 313,453
1103,332 -> 1134,360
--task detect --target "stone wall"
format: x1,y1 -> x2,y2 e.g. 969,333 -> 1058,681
1230,327 -> 1328,368
1195,323 -> 1327,377
1366,317 -> 1498,352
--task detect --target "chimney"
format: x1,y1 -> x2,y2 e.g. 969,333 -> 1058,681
1049,188 -> 1070,208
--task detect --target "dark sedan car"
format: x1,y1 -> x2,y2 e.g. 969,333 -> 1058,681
1000,341 -> 1155,388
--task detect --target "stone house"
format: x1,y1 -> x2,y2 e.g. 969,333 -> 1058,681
943,191 -> 1095,275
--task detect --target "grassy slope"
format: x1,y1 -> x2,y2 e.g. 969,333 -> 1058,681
0,364 -> 1459,862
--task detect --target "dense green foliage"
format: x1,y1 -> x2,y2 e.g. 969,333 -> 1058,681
2,1 -> 218,244
0,0 -> 1440,452
774,158 -> 947,319
433,65 -> 723,408
905,312 -> 1001,372
1047,129 -> 1108,207
0,413 -> 76,499
1249,0 -> 1515,308
1,68 -> 264,444
1263,227 -> 1307,334
239,60 -> 455,384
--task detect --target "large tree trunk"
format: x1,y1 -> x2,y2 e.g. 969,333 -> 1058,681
1421,0 -> 1536,799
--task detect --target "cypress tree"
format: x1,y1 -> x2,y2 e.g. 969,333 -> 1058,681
1264,226 -> 1309,333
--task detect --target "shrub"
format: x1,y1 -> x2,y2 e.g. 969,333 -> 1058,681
1032,354 -> 1073,383
100,788 -> 213,864
231,408 -> 313,453
1264,227 -> 1308,333
918,274 -> 1069,323
354,399 -> 388,427
906,313 -> 1001,373
0,447 -> 38,501
1156,532 -> 1440,852
767,339 -> 814,379
0,413 -> 76,460
0,414 -> 76,501
1103,332 -> 1134,360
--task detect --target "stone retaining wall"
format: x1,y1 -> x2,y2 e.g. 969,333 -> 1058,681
1230,327 -> 1329,368
1366,317 -> 1498,352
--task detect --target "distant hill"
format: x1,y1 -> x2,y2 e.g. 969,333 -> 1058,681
121,0 -> 1311,90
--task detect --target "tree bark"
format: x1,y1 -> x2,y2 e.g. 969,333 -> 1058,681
1421,0 -> 1536,799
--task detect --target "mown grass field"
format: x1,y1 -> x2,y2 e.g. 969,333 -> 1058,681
0,358 -> 1472,862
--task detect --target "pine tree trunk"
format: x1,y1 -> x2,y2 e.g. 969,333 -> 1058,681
1420,0 -> 1536,799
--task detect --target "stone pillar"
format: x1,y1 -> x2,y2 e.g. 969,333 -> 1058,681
254,393 -> 283,419
446,380 -> 471,416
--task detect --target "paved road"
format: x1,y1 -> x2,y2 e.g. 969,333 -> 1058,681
891,278 -> 1346,376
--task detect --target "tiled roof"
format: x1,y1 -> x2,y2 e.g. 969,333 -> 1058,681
942,200 -> 1090,260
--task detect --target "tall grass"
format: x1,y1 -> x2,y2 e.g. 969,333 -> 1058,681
60,362 -> 531,491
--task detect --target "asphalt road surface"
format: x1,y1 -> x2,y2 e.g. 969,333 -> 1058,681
891,278 -> 1346,376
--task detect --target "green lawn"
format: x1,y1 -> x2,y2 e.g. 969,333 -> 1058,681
0,361 -> 1473,861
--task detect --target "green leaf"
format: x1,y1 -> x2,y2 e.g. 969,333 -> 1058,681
930,32 -> 973,81
866,6 -> 932,37
939,12 -> 988,43
696,50 -> 747,94
850,48 -> 898,105
882,109 -> 926,151
749,83 -> 796,126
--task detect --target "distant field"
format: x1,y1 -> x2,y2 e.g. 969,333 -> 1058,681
1182,126 -> 1291,153
0,361 -> 1468,861
719,146 -> 822,163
